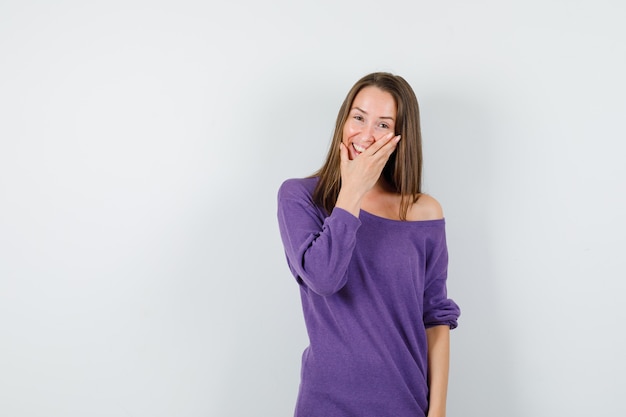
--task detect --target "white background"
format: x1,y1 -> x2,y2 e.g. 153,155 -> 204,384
1,1 -> 625,416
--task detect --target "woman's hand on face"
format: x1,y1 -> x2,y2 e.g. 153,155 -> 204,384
339,132 -> 401,197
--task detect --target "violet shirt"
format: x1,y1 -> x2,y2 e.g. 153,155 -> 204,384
277,177 -> 460,417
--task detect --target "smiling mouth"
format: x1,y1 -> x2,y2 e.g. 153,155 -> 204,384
353,143 -> 366,154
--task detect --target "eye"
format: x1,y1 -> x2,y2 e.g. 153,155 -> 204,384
379,123 -> 390,129
353,115 -> 364,121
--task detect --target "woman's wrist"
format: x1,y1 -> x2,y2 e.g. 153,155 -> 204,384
335,188 -> 363,218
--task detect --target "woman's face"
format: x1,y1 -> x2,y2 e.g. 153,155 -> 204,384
342,86 -> 397,160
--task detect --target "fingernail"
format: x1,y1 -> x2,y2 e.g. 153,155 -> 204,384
395,135 -> 401,142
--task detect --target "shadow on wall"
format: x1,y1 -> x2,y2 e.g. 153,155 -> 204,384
421,94 -> 521,416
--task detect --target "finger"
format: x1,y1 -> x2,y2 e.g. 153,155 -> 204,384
339,142 -> 349,163
373,131 -> 395,142
372,134 -> 401,157
384,134 -> 401,151
363,132 -> 395,155
379,135 -> 401,157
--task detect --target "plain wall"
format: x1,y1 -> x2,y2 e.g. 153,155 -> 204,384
1,1 -> 625,416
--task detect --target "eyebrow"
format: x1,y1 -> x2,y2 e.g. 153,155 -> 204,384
352,106 -> 395,121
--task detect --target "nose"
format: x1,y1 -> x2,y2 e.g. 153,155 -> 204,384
361,122 -> 376,142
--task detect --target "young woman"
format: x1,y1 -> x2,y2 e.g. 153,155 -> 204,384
277,72 -> 460,417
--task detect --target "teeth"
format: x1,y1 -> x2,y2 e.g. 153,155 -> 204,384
353,143 -> 366,153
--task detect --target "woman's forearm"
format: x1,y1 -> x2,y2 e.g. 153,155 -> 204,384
426,325 -> 451,417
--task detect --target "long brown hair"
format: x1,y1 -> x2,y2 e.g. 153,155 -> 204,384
312,72 -> 423,220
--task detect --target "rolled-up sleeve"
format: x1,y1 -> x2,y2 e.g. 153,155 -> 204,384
423,226 -> 460,329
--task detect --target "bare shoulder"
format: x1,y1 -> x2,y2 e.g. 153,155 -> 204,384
407,193 -> 444,221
